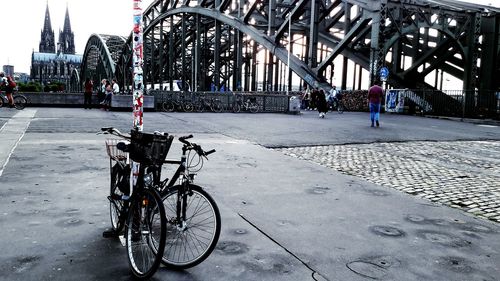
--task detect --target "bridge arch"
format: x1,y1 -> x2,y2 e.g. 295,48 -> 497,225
80,34 -> 127,88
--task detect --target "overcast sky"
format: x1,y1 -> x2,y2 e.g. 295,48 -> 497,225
1,0 -> 498,74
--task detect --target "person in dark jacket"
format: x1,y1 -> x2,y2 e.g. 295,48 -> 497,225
316,89 -> 328,118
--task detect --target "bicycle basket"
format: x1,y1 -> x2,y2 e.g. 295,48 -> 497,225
129,130 -> 174,165
105,139 -> 129,161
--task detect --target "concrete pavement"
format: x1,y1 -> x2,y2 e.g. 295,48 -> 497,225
0,108 -> 499,281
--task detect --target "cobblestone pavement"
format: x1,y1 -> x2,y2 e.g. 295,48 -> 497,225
277,140 -> 500,223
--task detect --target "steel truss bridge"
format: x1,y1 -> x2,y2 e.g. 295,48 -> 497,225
77,0 -> 500,114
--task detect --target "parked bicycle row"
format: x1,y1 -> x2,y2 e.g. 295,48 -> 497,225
158,93 -> 260,113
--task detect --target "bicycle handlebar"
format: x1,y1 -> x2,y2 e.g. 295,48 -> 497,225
99,127 -> 130,139
179,134 -> 193,144
178,135 -> 215,158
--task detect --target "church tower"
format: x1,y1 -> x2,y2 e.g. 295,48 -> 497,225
39,2 -> 55,53
58,5 -> 75,54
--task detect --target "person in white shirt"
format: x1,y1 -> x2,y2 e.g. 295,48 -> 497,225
112,79 -> 120,94
326,85 -> 337,109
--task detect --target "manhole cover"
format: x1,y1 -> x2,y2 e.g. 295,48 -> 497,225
237,163 -> 257,168
436,256 -> 474,273
405,214 -> 427,224
233,229 -> 247,235
215,241 -> 249,255
417,230 -> 472,248
346,261 -> 388,279
307,186 -> 330,195
370,225 -> 406,237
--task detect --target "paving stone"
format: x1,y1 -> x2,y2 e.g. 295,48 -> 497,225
277,140 -> 500,224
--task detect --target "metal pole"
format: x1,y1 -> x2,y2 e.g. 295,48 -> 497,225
286,13 -> 291,95
132,0 -> 144,131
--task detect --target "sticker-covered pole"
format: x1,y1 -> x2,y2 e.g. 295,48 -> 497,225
132,0 -> 144,131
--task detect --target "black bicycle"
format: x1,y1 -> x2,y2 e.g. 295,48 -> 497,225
194,95 -> 224,113
232,95 -> 258,113
0,91 -> 27,110
102,127 -> 169,279
158,134 -> 221,269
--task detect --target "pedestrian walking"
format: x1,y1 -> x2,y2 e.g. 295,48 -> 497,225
316,89 -> 328,118
301,87 -> 311,110
83,78 -> 93,109
368,81 -> 384,127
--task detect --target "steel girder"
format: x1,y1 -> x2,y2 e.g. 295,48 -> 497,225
80,34 -> 127,88
81,0 -> 499,95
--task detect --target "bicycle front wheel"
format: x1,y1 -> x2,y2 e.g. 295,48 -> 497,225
161,184 -> 221,269
109,163 -> 129,233
126,188 -> 166,279
14,95 -> 27,110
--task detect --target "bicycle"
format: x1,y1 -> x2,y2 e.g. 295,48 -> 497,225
101,127 -> 169,279
233,94 -> 258,113
329,96 -> 345,114
162,93 -> 194,112
195,95 -> 223,113
0,90 -> 27,110
158,134 -> 221,269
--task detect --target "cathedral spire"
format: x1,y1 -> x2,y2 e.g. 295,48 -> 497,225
39,1 -> 55,53
63,4 -> 72,34
58,4 -> 75,54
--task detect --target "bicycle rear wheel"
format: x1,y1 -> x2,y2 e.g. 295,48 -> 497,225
14,95 -> 27,110
126,188 -> 166,279
0,97 -> 4,107
211,100 -> 223,113
249,102 -> 259,113
162,101 -> 175,112
161,184 -> 221,269
337,102 -> 344,114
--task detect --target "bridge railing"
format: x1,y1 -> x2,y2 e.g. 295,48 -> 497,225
402,89 -> 499,119
149,90 -> 302,113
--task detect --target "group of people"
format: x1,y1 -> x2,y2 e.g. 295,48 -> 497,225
299,82 -> 384,126
301,86 -> 343,118
83,78 -> 120,110
0,72 -> 16,108
301,87 -> 329,118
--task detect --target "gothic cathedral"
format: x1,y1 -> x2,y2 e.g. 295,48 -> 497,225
30,3 -> 82,90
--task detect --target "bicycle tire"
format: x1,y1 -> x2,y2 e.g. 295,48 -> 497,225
249,102 -> 259,113
211,100 -> 223,113
0,97 -> 3,108
14,95 -> 27,110
232,103 -> 241,113
183,102 -> 194,112
195,102 -> 205,113
161,184 -> 221,269
337,102 -> 345,114
109,163 -> 129,233
162,101 -> 175,112
126,188 -> 167,279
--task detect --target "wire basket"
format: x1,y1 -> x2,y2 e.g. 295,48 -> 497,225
105,139 -> 129,161
129,130 -> 174,165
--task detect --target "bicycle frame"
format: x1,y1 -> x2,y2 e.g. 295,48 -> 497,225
159,146 -> 193,226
